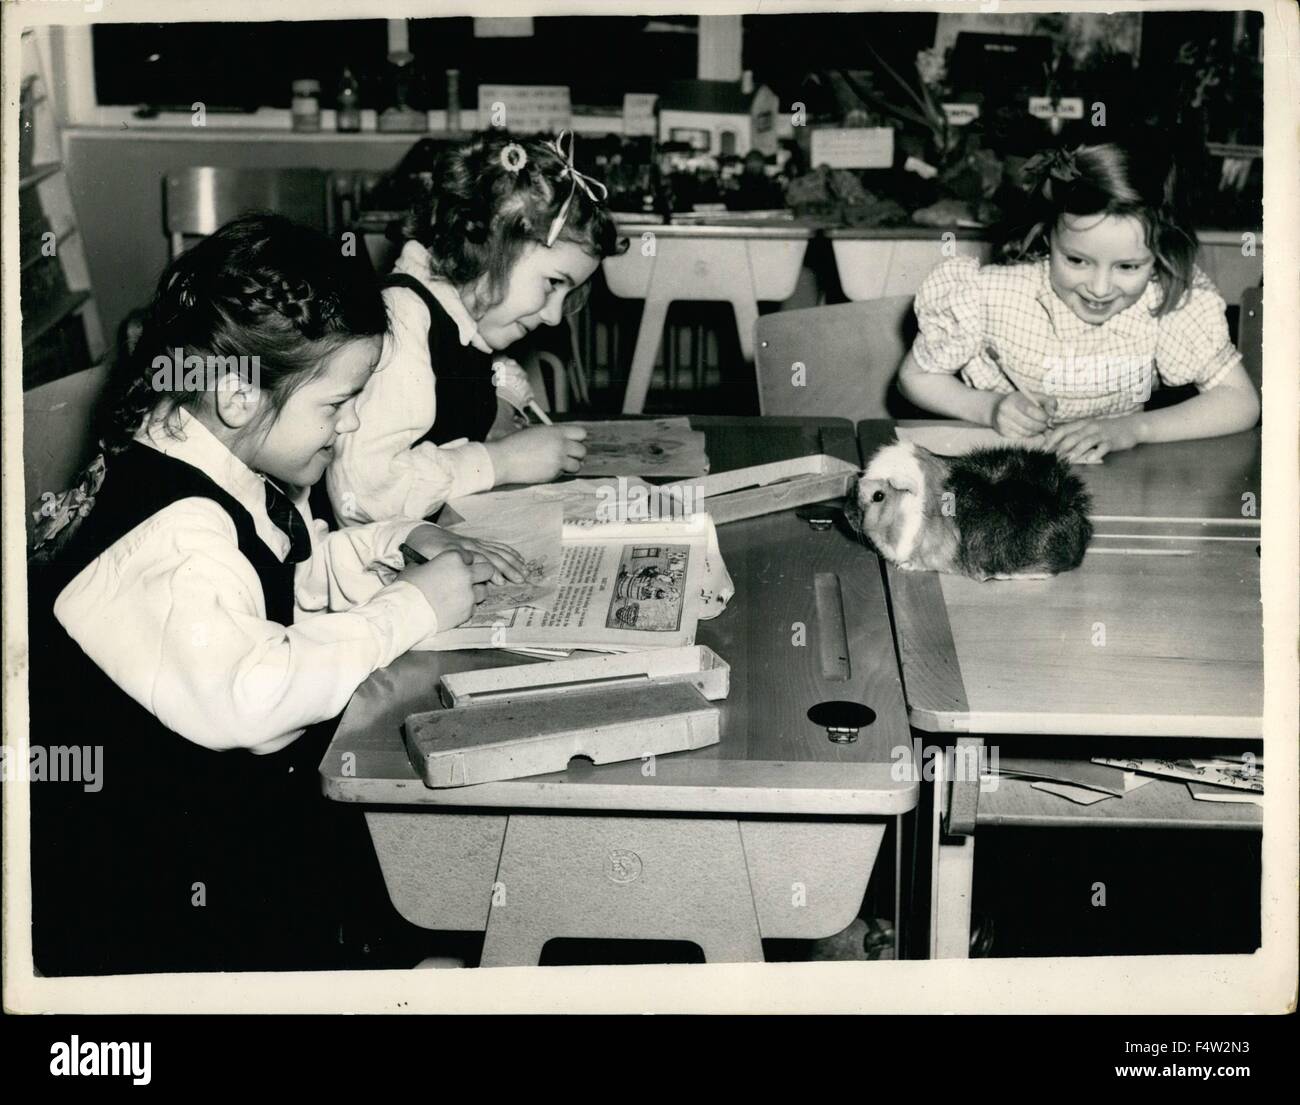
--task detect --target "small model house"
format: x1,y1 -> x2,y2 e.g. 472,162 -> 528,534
656,78 -> 779,158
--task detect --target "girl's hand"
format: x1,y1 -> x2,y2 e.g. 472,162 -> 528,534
492,358 -> 535,413
397,549 -> 496,630
993,392 -> 1054,437
485,425 -> 587,486
1043,416 -> 1141,464
404,523 -> 527,583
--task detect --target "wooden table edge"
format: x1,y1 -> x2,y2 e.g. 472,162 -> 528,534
320,774 -> 921,817
906,707 -> 1263,739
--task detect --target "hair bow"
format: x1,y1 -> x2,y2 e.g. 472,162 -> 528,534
1022,147 -> 1082,191
544,130 -> 608,248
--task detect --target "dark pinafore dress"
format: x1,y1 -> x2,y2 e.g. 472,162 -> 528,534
385,273 -> 499,447
27,443 -> 423,975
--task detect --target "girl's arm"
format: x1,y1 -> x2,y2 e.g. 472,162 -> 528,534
1044,359 -> 1261,461
53,499 -> 439,754
295,515 -> 427,613
1129,360 -> 1260,444
297,514 -> 526,612
897,350 -> 1052,436
897,351 -> 1001,424
326,285 -> 495,526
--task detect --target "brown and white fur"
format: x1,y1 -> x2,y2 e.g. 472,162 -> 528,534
850,440 -> 1093,581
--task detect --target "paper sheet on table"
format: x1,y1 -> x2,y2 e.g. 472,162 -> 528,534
567,417 -> 710,478
1186,782 -> 1263,805
417,515 -> 726,652
446,480 -> 734,626
446,499 -> 563,614
450,478 -> 662,527
895,423 -> 1102,465
1030,781 -> 1115,805
1092,756 -> 1264,793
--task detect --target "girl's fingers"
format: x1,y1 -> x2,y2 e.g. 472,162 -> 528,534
472,582 -> 489,602
468,558 -> 496,584
561,426 -> 588,441
562,456 -> 583,473
1065,436 -> 1101,462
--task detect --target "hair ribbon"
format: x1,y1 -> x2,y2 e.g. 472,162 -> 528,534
1022,147 -> 1083,191
544,130 -> 608,248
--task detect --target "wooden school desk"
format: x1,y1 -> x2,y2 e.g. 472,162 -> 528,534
601,222 -> 816,414
857,421 -> 1263,958
321,417 -> 918,967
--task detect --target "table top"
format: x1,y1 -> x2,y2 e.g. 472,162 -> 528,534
607,221 -> 818,240
857,421 -> 1263,739
871,420 -> 1262,524
321,416 -> 918,817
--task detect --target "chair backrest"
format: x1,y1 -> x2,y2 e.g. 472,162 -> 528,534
753,296 -> 921,421
163,167 -> 333,259
1238,282 -> 1262,392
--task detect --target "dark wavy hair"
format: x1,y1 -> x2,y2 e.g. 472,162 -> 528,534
402,131 -> 627,314
999,143 -> 1198,318
101,212 -> 387,453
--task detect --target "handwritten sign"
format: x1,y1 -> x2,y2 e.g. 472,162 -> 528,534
1028,97 -> 1084,122
810,127 -> 895,170
942,102 -> 980,127
623,93 -> 658,137
478,84 -> 572,134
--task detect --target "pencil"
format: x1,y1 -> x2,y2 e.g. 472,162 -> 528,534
526,400 -> 553,426
399,542 -> 428,565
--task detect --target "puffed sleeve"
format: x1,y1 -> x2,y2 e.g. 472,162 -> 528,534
1154,267 -> 1242,389
53,499 -> 438,755
910,255 -> 985,374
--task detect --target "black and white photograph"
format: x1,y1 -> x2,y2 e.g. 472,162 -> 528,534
2,0 -> 1296,1041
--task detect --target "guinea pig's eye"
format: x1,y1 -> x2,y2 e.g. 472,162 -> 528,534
870,490 -> 885,503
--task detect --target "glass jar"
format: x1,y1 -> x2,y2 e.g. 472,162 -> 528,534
291,79 -> 321,132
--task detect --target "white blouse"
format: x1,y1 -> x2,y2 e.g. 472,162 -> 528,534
53,409 -> 437,756
326,240 -> 497,526
912,256 -> 1242,420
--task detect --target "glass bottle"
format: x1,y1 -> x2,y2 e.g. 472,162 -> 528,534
336,68 -> 361,133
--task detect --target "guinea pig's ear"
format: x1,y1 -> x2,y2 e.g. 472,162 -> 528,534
864,443 -> 925,498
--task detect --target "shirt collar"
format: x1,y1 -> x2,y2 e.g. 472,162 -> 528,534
393,240 -> 495,354
136,406 -> 303,561
1034,257 -> 1158,341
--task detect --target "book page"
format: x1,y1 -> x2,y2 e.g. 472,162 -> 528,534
420,523 -> 709,652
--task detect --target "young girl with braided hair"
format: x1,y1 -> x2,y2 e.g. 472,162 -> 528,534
327,130 -> 628,526
27,213 -> 514,975
897,141 -> 1259,463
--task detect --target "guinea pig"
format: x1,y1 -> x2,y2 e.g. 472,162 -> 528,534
850,441 -> 1093,581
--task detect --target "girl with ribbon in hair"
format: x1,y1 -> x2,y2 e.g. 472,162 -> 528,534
896,142 -> 1258,462
327,131 -> 627,527
27,214 -> 518,975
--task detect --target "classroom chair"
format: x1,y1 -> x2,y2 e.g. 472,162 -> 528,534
753,296 -> 924,421
163,167 -> 334,260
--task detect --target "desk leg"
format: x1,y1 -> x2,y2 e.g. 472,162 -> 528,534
480,814 -> 764,967
730,294 -> 759,364
929,742 -> 979,959
622,296 -> 671,414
